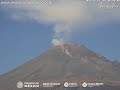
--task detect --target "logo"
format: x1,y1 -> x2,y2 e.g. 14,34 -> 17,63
64,82 -> 69,87
82,82 -> 104,87
17,81 -> 40,88
43,82 -> 60,87
17,81 -> 23,88
24,82 -> 39,88
64,82 -> 78,87
82,82 -> 87,87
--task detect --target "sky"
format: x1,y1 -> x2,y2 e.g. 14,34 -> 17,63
0,0 -> 120,74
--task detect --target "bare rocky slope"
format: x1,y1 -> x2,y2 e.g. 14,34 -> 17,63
0,43 -> 120,90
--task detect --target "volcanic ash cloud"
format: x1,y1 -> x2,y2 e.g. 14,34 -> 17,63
2,0 -> 120,45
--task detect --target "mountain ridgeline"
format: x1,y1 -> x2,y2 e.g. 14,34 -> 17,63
0,43 -> 120,90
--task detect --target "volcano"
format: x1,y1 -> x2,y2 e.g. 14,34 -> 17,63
0,43 -> 120,90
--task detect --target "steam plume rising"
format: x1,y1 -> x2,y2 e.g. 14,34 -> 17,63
1,0 -> 86,46
52,23 -> 73,45
1,0 -> 120,46
52,39 -> 63,46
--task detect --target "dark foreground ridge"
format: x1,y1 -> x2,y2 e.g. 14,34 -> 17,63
0,43 -> 120,90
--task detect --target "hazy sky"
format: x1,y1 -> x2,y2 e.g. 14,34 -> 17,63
0,0 -> 120,74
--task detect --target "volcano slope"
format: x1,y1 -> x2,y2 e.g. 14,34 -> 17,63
0,43 -> 120,90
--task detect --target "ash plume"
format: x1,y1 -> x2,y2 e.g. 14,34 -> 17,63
1,0 -> 120,45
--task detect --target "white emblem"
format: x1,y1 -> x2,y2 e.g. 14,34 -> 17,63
17,81 -> 23,88
82,82 -> 87,87
64,82 -> 69,87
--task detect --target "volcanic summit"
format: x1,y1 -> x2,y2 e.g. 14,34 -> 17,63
0,43 -> 120,90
